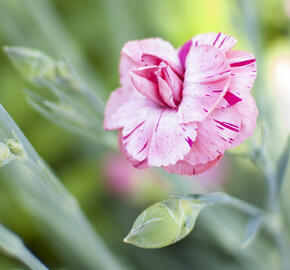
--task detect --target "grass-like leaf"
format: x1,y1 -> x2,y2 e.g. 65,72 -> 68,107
276,136 -> 290,196
241,214 -> 264,249
4,46 -> 106,140
0,223 -> 49,270
0,104 -> 130,270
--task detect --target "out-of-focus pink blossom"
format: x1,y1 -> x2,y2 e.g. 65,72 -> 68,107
284,0 -> 290,18
187,155 -> 230,192
103,152 -> 228,197
104,154 -> 135,196
103,153 -> 169,198
104,33 -> 258,175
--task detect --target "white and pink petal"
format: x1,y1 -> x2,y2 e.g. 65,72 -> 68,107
230,94 -> 258,147
118,131 -> 149,169
105,94 -> 152,129
157,76 -> 176,108
118,104 -> 198,167
227,50 -> 257,100
178,44 -> 231,123
182,104 -> 242,168
119,38 -> 183,85
148,110 -> 197,167
192,32 -> 237,53
130,69 -> 164,106
164,156 -> 222,175
175,93 -> 257,172
160,65 -> 183,104
104,87 -> 141,130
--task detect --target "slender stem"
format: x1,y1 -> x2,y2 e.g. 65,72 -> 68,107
187,192 -> 263,216
251,150 -> 277,211
274,229 -> 290,269
250,145 -> 290,270
20,249 -> 49,270
267,211 -> 290,270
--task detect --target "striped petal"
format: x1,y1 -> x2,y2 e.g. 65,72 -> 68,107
117,99 -> 160,162
116,100 -> 198,167
192,32 -> 237,53
118,131 -> 149,169
148,111 -> 197,167
164,156 -> 222,175
171,94 -> 258,173
120,38 -> 183,86
178,44 -> 231,123
227,50 -> 257,100
130,69 -> 164,106
104,87 -> 140,130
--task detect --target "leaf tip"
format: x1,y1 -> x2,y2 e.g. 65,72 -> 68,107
123,235 -> 131,244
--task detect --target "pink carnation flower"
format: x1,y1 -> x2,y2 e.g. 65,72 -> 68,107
104,32 -> 258,175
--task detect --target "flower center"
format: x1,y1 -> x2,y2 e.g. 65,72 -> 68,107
130,55 -> 183,109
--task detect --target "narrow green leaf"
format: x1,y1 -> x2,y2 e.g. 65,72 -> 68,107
187,192 -> 262,216
241,214 -> 264,249
124,198 -> 204,249
3,46 -> 82,91
0,104 -> 129,270
188,192 -> 266,249
0,223 -> 49,270
276,135 -> 290,194
4,46 -> 105,139
4,46 -> 55,84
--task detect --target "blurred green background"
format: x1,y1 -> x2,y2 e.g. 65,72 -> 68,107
0,0 -> 289,269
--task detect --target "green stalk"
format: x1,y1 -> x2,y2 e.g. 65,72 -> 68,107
238,1 -> 290,268
0,104 -> 131,270
0,224 -> 49,270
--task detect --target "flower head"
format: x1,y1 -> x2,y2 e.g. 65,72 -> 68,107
104,32 -> 258,175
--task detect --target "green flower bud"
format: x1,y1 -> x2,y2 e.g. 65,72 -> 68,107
0,143 -> 12,167
4,47 -> 55,83
124,198 -> 204,249
55,61 -> 83,91
6,139 -> 25,157
4,46 -> 83,92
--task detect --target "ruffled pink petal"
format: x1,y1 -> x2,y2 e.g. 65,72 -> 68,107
104,87 -> 140,130
161,65 -> 183,104
178,44 -> 231,123
122,109 -> 159,162
154,63 -> 182,106
223,91 -> 242,107
173,93 -> 257,172
119,38 -> 183,86
130,65 -> 159,82
105,93 -> 151,129
118,131 -> 149,169
230,94 -> 258,147
185,105 -> 241,165
130,70 -> 164,106
148,110 -> 197,167
192,32 -> 237,53
178,40 -> 193,68
164,155 -> 222,175
109,98 -> 160,162
157,76 -> 176,108
115,99 -> 197,167
227,50 -> 257,100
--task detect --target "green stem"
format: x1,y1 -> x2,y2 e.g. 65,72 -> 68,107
187,192 -> 263,217
20,249 -> 49,270
267,211 -> 290,270
251,149 -> 277,211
